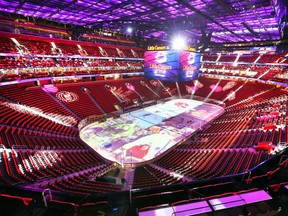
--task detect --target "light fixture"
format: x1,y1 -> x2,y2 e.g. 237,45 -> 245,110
172,36 -> 186,50
127,27 -> 133,33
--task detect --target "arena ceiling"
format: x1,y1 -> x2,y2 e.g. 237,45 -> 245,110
0,0 -> 287,44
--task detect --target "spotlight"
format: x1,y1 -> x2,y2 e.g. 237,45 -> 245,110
127,27 -> 133,33
172,36 -> 186,50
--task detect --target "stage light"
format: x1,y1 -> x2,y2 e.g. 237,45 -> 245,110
172,36 -> 186,50
127,27 -> 133,33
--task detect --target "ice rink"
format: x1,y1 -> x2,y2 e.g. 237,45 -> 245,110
80,99 -> 224,165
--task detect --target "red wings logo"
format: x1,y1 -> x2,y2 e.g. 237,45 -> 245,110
150,80 -> 159,86
56,91 -> 79,103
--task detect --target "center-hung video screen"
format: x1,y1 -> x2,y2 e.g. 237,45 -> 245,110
179,51 -> 201,81
144,50 -> 180,81
144,50 -> 201,82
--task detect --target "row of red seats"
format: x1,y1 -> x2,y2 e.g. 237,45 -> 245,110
49,175 -> 121,195
41,163 -> 115,193
245,158 -> 288,188
204,107 -> 255,133
238,55 -> 259,62
133,166 -> 165,189
53,77 -> 180,117
0,61 -> 144,83
202,53 -> 286,63
0,57 -> 143,69
202,55 -> 218,61
0,37 -> 18,53
182,76 -> 247,105
50,84 -> 105,119
202,63 -> 281,79
226,87 -> 284,110
26,58 -> 56,67
257,54 -> 285,63
202,63 -> 225,70
3,67 -> 143,81
1,127 -> 85,149
0,100 -> 78,137
224,64 -> 249,71
0,192 -> 109,216
0,36 -> 144,58
0,85 -> 79,136
0,147 -> 104,184
154,148 -> 268,180
57,59 -> 84,67
218,55 -> 236,62
0,58 -> 25,68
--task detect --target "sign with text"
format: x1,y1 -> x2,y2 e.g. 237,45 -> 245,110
144,50 -> 200,82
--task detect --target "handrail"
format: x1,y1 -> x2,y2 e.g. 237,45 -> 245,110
278,154 -> 288,167
42,188 -> 52,207
247,170 -> 252,181
241,171 -> 247,182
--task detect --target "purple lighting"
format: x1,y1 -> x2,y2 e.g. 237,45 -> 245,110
0,0 -> 282,43
210,84 -> 222,92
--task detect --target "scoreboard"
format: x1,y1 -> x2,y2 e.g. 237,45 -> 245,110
144,46 -> 201,82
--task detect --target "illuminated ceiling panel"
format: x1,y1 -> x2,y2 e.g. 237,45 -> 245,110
0,0 -> 285,43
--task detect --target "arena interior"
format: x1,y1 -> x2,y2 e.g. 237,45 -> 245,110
0,0 -> 288,216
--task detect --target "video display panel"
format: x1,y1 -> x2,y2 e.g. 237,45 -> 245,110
144,50 -> 180,81
179,51 -> 201,81
144,50 -> 201,82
